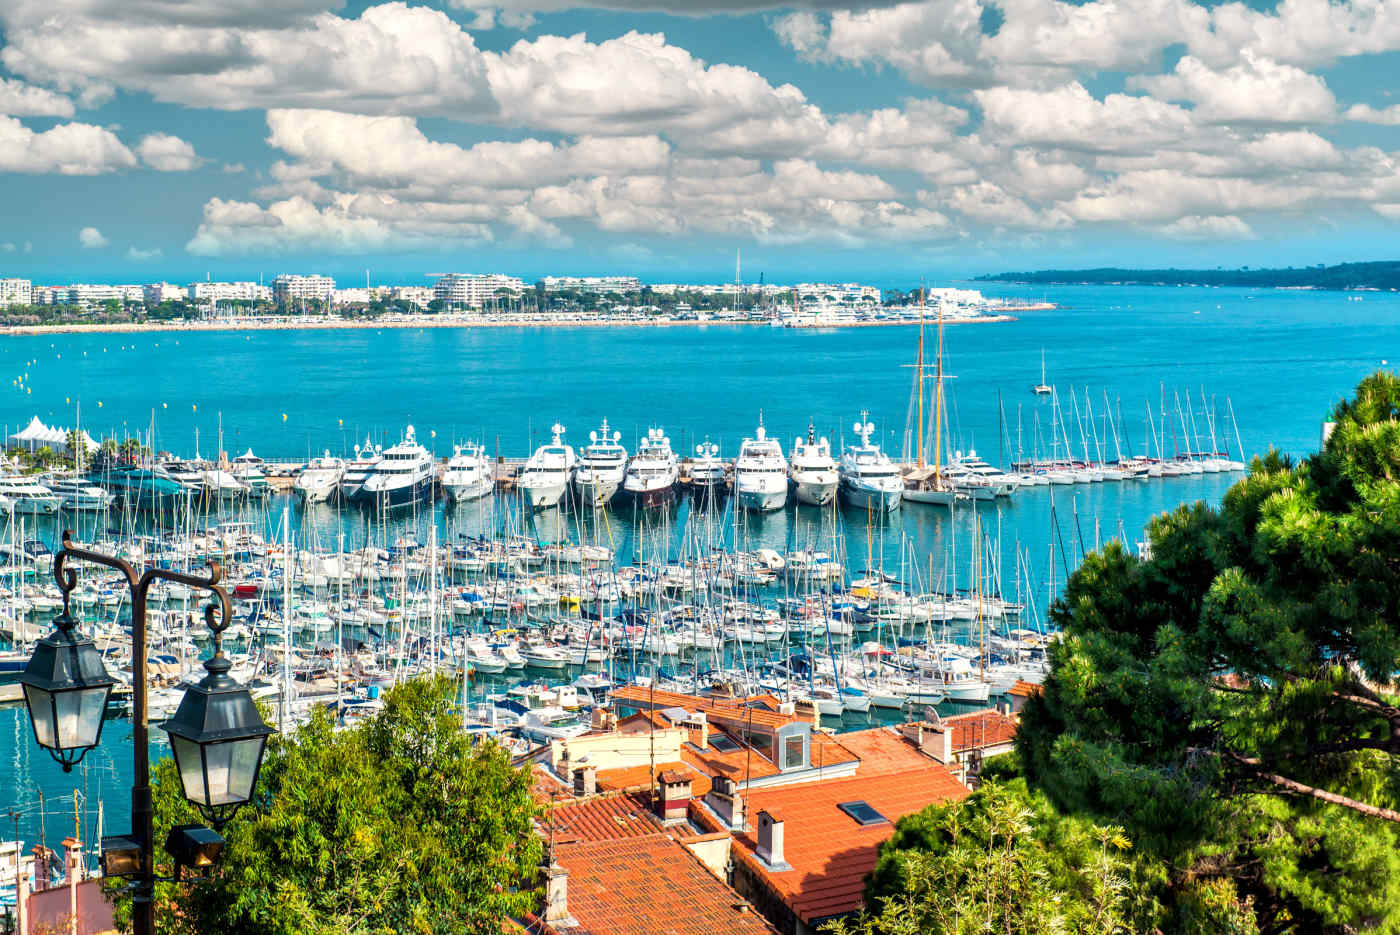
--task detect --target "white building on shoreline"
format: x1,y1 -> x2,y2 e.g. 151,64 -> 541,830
1,278 -> 32,307
432,273 -> 525,309
273,274 -> 336,306
189,281 -> 272,304
541,275 -> 641,295
143,282 -> 186,304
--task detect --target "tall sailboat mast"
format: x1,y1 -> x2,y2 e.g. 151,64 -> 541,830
916,288 -> 925,469
933,297 -> 945,480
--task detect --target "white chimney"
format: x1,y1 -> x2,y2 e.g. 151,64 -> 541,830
545,862 -> 574,925
756,809 -> 786,868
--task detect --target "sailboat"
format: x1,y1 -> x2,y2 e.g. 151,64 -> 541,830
903,294 -> 959,506
1032,350 -> 1052,395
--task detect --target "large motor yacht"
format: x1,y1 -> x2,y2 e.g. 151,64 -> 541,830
231,449 -> 270,498
441,442 -> 494,503
788,421 -> 838,507
839,414 -> 902,512
519,424 -> 576,510
734,420 -> 788,512
294,452 -> 345,504
0,475 -> 61,514
338,437 -> 381,502
571,419 -> 627,508
688,438 -> 726,504
44,475 -> 116,511
622,427 -> 679,508
352,426 -> 434,509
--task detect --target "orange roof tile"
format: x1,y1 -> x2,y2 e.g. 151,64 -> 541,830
835,727 -> 938,777
544,793 -> 663,844
942,710 -> 1018,752
555,834 -> 779,935
732,766 -> 969,923
596,761 -> 713,799
1007,680 -> 1042,698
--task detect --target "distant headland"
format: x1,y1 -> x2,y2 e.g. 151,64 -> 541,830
977,260 -> 1400,291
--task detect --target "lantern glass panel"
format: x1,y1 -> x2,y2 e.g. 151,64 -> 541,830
170,735 -> 209,807
204,738 -> 266,805
56,686 -> 108,749
23,686 -> 57,748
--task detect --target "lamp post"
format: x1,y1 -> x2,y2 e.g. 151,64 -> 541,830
17,531 -> 275,935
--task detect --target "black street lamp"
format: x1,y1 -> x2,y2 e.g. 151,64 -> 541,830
15,532 -> 275,935
18,609 -> 116,771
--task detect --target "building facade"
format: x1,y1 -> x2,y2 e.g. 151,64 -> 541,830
188,281 -> 272,303
272,273 -> 337,306
143,282 -> 187,304
541,275 -> 642,295
432,273 -> 525,309
0,277 -> 32,307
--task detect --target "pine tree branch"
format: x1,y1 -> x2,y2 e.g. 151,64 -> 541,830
1227,752 -> 1400,823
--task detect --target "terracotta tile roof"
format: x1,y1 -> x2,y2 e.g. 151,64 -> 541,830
532,763 -> 572,802
1007,680 -> 1042,698
732,766 -> 969,923
942,710 -> 1018,752
544,793 -> 664,844
555,834 -> 778,935
610,686 -> 811,731
835,727 -> 937,776
595,761 -> 713,799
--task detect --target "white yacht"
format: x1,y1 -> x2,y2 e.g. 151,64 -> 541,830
571,419 -> 627,508
0,475 -> 60,514
159,458 -> 206,495
441,442 -> 494,502
231,449 -> 269,498
622,427 -> 679,508
839,415 -> 902,512
45,475 -> 116,511
518,423 -> 576,509
294,452 -> 344,504
689,438 -> 726,503
733,421 -> 788,512
352,426 -> 434,509
338,437 -> 381,502
788,420 -> 838,507
943,450 -> 1018,499
203,466 -> 250,502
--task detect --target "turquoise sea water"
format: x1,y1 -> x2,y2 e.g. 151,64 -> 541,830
2,283 -> 1398,866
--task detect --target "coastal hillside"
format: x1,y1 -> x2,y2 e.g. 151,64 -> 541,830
978,260 -> 1400,290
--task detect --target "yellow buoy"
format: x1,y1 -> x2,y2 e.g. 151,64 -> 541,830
282,413 -> 287,422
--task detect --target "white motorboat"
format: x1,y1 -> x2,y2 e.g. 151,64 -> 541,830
571,419 -> 627,508
942,450 -> 1018,498
622,427 -> 679,508
838,414 -> 902,512
688,438 -> 726,502
231,449 -> 269,498
352,426 -> 433,509
44,475 -> 115,511
442,442 -> 494,502
519,424 -> 576,509
0,475 -> 60,514
734,420 -> 787,512
338,437 -> 382,502
788,420 -> 838,506
294,451 -> 344,504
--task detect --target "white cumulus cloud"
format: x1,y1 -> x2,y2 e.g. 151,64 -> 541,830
137,133 -> 202,171
78,226 -> 108,247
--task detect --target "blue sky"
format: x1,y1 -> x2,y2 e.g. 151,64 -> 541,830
1,0 -> 1399,286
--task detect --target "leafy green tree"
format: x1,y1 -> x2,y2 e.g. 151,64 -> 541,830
829,776 -> 1141,935
136,676 -> 542,934
1019,371 -> 1400,931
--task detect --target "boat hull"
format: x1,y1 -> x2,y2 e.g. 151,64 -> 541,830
444,478 -> 494,502
519,479 -> 568,509
350,477 -> 433,510
738,485 -> 786,511
793,478 -> 837,506
573,476 -> 621,508
840,480 -> 901,512
621,481 -> 677,509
